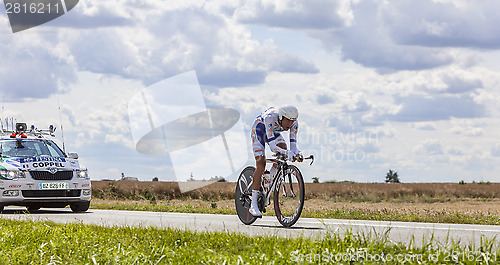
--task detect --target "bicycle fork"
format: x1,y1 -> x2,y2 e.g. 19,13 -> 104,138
282,170 -> 296,198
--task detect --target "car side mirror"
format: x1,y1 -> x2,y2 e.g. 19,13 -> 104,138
68,152 -> 79,159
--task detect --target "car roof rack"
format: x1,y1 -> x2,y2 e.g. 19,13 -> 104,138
0,123 -> 56,139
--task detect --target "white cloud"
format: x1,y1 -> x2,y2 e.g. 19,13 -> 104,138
411,122 -> 437,131
439,74 -> 483,94
341,92 -> 371,113
491,143 -> 500,157
236,0 -> 500,72
235,0 -> 354,29
449,124 -> 485,137
415,140 -> 444,156
0,0 -> 318,103
389,94 -> 485,122
447,147 -> 464,156
331,0 -> 456,72
385,0 -> 500,49
0,34 -> 76,101
60,1 -> 318,87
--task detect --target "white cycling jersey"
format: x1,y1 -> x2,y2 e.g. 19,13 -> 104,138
251,107 -> 299,157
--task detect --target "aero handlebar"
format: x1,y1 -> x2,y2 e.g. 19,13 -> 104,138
268,153 -> 315,165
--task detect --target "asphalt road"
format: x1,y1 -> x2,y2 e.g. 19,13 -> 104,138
1,207 -> 499,246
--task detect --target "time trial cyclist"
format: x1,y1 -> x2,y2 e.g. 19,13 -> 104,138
249,105 -> 303,217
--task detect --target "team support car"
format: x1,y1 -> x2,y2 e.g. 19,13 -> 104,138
0,123 -> 91,212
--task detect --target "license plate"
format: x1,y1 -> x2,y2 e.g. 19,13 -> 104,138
39,182 -> 69,190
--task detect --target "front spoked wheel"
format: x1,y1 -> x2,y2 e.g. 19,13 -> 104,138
235,166 -> 257,225
274,165 -> 305,227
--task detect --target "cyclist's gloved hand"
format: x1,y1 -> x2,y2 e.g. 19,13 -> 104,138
291,147 -> 303,162
286,150 -> 295,161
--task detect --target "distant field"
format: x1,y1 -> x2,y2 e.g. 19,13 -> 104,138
91,181 -> 500,202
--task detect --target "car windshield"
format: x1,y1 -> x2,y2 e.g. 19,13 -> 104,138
0,139 -> 65,158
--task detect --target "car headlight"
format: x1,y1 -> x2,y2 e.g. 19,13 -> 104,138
77,170 -> 89,179
0,170 -> 25,180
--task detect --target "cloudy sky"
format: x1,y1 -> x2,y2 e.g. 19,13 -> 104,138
1,0 -> 500,183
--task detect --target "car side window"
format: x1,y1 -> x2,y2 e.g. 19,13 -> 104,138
33,142 -> 43,156
47,144 -> 60,157
45,141 -> 65,157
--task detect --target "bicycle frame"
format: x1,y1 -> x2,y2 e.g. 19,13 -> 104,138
236,153 -> 314,226
252,154 -> 314,207
242,158 -> 285,201
262,158 -> 286,203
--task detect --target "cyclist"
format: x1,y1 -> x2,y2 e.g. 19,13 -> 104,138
249,105 -> 303,217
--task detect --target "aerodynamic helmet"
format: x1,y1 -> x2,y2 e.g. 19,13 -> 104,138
278,105 -> 299,121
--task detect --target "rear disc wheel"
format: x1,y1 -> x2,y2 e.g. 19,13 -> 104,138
235,166 -> 257,225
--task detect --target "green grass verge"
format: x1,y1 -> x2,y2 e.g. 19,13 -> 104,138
90,203 -> 500,226
0,218 -> 498,264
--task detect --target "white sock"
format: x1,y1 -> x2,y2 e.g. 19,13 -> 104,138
251,190 -> 259,207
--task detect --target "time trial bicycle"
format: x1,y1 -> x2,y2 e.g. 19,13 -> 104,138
235,153 -> 314,227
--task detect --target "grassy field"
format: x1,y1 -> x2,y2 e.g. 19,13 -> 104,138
90,181 -> 500,225
0,218 -> 498,264
91,181 -> 500,202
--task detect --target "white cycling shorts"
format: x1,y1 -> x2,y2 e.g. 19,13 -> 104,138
251,121 -> 285,157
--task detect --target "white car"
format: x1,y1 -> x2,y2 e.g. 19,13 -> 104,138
0,123 -> 91,212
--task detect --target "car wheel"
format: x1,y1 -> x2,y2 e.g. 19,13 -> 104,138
70,201 -> 90,213
27,206 -> 41,212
